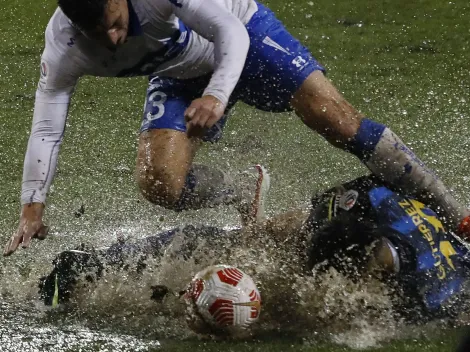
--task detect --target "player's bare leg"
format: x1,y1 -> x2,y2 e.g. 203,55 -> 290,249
291,70 -> 469,229
137,129 -> 197,208
136,128 -> 251,212
137,129 -> 237,211
291,70 -> 362,147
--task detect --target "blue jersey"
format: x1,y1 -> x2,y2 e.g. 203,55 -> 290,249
306,176 -> 470,320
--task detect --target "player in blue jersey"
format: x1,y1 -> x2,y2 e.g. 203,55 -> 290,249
39,175 -> 470,321
5,0 -> 469,257
303,175 -> 470,320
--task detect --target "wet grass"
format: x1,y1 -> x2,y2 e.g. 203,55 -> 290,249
160,337 -> 461,352
0,0 -> 469,351
61,332 -> 465,352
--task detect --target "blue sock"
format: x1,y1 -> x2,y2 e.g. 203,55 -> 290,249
347,118 -> 467,226
347,118 -> 386,161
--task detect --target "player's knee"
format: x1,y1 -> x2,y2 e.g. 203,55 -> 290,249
303,101 -> 362,149
136,168 -> 186,209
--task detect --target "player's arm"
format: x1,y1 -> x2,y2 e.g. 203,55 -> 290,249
238,208 -> 309,255
3,48 -> 80,256
161,0 -> 250,133
263,209 -> 309,244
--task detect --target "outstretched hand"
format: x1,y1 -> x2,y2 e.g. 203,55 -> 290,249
185,95 -> 225,138
3,203 -> 49,256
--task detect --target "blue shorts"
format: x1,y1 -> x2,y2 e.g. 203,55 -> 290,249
141,2 -> 325,142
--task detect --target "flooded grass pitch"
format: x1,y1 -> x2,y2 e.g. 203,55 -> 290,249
0,0 -> 469,350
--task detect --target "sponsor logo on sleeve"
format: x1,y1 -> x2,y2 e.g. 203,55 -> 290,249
338,190 -> 358,211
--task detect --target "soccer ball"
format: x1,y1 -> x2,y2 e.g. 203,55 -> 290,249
184,265 -> 261,336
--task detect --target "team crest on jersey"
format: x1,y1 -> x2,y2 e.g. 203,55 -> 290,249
338,190 -> 358,211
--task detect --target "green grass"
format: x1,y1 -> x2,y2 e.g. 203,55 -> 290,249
61,331 -> 466,352
0,0 -> 469,351
161,335 -> 462,352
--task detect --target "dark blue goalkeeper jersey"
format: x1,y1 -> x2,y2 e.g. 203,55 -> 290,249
305,175 -> 470,320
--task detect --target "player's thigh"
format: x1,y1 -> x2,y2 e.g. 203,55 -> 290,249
136,75 -> 232,205
291,71 -> 363,147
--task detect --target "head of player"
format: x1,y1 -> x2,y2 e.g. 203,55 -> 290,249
304,213 -> 399,278
58,0 -> 129,49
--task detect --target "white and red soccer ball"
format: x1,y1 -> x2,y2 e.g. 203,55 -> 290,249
184,265 -> 261,336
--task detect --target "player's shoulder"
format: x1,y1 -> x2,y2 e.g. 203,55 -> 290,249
137,0 -> 203,15
38,8 -> 88,89
135,0 -> 174,14
43,8 -> 81,59
45,8 -> 78,43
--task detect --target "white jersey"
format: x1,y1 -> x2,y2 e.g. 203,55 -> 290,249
22,0 -> 258,205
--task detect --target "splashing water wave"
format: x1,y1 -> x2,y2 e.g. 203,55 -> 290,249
0,223 -> 467,351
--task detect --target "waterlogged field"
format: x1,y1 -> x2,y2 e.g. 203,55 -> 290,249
0,0 -> 469,351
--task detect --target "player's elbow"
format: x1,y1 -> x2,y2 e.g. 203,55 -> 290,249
30,120 -> 65,140
240,26 -> 250,54
215,16 -> 250,55
230,18 -> 250,52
